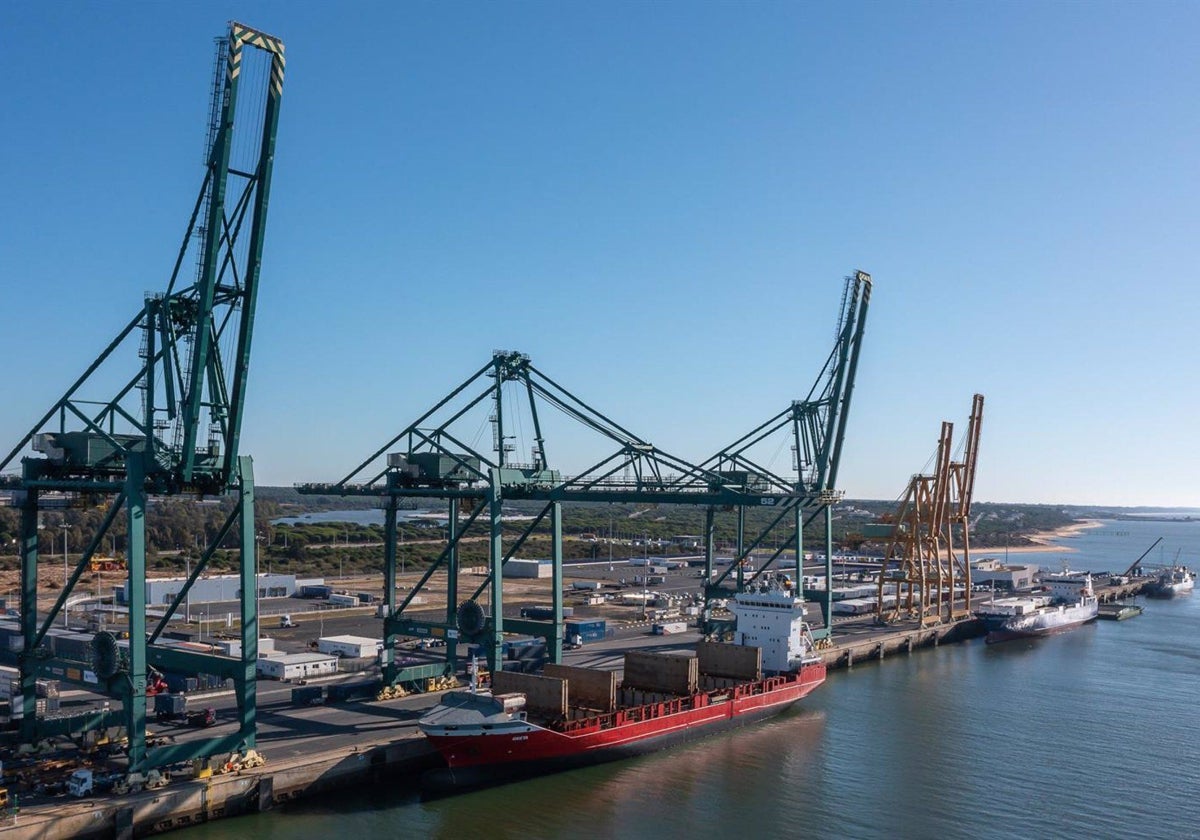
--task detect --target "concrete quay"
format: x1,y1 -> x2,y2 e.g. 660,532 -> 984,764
2,731 -> 436,839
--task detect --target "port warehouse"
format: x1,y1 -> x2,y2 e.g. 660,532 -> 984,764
972,561 -> 1039,591
115,573 -> 320,605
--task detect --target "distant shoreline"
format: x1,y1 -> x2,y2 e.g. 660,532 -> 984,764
979,519 -> 1105,556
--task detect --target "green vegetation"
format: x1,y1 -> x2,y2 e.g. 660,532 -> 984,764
0,488 -> 1175,578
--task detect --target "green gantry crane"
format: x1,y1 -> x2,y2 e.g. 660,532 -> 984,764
301,272 -> 869,683
695,271 -> 871,640
0,22 -> 285,776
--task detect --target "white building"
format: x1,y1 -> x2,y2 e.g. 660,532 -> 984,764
973,560 -> 1038,592
255,653 -> 338,681
216,637 -> 275,659
317,635 -> 382,658
503,559 -> 551,579
119,573 -> 299,606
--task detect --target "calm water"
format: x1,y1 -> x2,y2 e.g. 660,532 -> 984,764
182,519 -> 1200,839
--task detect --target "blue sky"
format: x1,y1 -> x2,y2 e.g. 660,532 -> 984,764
2,2 -> 1198,507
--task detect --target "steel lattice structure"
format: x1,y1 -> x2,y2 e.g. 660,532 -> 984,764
0,22 -> 285,774
876,394 -> 984,626
301,272 -> 871,682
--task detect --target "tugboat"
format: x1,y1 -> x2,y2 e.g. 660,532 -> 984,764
418,582 -> 826,792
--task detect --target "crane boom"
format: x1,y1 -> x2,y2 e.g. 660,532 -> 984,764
1124,537 -> 1163,578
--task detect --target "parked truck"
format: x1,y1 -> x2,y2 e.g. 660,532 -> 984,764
154,693 -> 187,721
184,708 -> 216,727
67,769 -> 93,797
153,693 -> 216,727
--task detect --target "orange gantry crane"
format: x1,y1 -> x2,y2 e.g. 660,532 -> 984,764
877,394 -> 984,626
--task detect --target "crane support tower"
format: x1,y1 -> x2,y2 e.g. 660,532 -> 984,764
0,22 -> 285,774
875,394 -> 984,626
300,272 -> 870,683
696,271 -> 871,640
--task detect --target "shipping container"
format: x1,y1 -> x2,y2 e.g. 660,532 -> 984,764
467,636 -> 548,667
565,620 -> 607,643
326,679 -> 382,703
300,585 -> 333,599
52,633 -> 94,662
291,685 -> 324,705
519,606 -> 574,620
652,621 -> 689,635
154,693 -> 187,716
328,593 -> 359,608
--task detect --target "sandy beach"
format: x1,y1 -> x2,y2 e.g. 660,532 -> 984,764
978,519 -> 1104,556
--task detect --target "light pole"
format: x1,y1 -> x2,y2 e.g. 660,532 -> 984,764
641,532 -> 649,621
60,524 -> 70,628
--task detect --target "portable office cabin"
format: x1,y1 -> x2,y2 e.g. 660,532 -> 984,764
317,635 -> 382,658
256,653 -> 338,681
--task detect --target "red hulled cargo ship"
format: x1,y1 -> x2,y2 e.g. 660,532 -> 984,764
419,583 -> 827,792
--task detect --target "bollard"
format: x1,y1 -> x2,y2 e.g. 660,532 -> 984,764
258,776 -> 274,812
115,806 -> 134,840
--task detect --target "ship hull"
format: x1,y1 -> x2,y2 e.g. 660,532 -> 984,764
1146,582 -> 1194,598
985,605 -> 1098,644
421,664 -> 825,794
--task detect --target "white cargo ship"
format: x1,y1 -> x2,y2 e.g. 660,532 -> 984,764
976,573 -> 1098,644
1146,566 -> 1194,597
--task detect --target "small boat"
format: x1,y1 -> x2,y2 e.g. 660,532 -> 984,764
1146,566 -> 1194,597
1097,603 -> 1143,621
976,572 -> 1098,644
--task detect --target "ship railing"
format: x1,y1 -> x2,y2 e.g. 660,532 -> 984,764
559,695 -> 692,734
